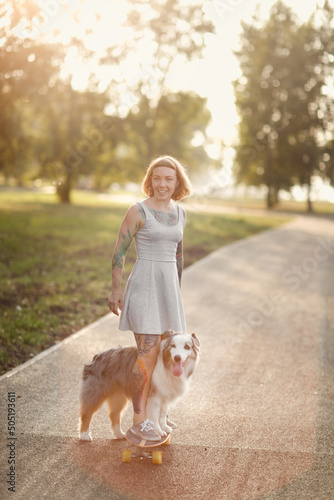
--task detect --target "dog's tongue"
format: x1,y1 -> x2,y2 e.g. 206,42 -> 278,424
173,361 -> 183,377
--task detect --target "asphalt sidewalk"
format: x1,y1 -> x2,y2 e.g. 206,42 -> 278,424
1,214 -> 334,500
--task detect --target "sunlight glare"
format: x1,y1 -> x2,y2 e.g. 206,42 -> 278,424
35,0 -> 334,145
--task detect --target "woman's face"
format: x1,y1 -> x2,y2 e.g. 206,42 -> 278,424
151,166 -> 179,201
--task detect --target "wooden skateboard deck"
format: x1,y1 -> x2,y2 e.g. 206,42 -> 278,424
122,429 -> 171,464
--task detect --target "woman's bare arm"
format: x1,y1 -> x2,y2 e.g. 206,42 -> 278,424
108,204 -> 145,315
176,206 -> 186,287
176,239 -> 183,287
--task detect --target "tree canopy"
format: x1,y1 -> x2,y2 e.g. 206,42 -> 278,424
0,0 -> 216,202
233,0 -> 334,210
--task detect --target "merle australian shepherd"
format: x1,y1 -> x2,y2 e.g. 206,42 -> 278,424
79,330 -> 200,440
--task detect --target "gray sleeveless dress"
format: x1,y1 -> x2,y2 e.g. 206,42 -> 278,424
119,200 -> 187,335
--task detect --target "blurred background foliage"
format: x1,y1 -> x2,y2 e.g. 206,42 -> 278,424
0,0 -> 334,209
234,0 -> 334,210
0,0 -> 216,202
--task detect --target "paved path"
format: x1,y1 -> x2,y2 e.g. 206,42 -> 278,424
1,215 -> 334,500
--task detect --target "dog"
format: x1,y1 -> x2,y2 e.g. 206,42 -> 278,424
79,330 -> 200,440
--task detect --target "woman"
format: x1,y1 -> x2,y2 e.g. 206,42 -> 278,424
108,155 -> 191,441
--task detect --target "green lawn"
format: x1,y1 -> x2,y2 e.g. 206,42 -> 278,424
0,189 -> 290,375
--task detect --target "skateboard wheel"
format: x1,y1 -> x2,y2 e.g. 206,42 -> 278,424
163,435 -> 171,445
122,449 -> 132,463
152,450 -> 162,465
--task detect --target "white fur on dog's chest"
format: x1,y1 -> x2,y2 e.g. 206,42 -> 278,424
151,359 -> 188,402
145,331 -> 200,437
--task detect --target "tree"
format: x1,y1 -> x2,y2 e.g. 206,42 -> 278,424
0,1 -> 59,183
102,0 -> 215,168
233,1 -> 328,210
118,91 -> 212,181
54,0 -> 217,194
315,1 -> 334,189
0,0 -> 216,202
0,2 -> 120,202
233,2 -> 297,208
281,18 -> 325,212
36,80 -> 114,202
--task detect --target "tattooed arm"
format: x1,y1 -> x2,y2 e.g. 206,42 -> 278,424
176,239 -> 183,287
108,204 -> 145,316
176,206 -> 186,287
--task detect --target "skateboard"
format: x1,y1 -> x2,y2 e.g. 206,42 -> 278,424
122,429 -> 171,464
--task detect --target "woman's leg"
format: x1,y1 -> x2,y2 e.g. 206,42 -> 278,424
132,333 -> 161,425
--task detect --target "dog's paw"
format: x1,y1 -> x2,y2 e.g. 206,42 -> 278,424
161,329 -> 175,340
152,423 -> 165,437
79,431 -> 92,441
161,424 -> 172,434
113,425 -> 126,439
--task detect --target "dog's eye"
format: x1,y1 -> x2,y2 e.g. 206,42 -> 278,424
171,344 -> 176,348
184,345 -> 191,350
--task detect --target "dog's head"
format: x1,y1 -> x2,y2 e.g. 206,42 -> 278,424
161,330 -> 200,378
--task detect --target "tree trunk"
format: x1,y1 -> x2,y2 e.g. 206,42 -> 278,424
266,186 -> 274,209
273,187 -> 279,206
56,170 -> 72,203
307,182 -> 313,212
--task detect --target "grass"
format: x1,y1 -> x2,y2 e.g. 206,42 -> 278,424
0,189 -> 290,375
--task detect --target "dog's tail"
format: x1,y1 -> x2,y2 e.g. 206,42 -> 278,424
82,356 -> 100,380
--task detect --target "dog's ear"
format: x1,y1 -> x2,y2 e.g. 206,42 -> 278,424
162,329 -> 175,340
191,333 -> 200,350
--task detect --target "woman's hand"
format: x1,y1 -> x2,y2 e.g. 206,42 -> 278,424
108,290 -> 123,316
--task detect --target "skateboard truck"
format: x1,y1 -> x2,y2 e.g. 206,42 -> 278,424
122,429 -> 171,465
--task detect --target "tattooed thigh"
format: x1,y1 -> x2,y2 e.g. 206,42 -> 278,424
134,333 -> 160,357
